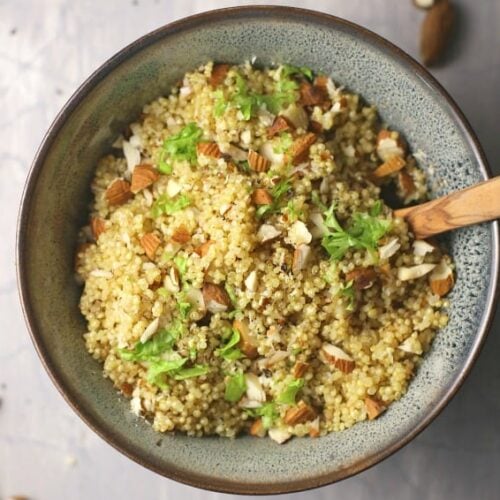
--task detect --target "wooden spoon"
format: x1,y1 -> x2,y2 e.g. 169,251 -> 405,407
394,177 -> 500,239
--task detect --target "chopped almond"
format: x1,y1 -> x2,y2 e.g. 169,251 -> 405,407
321,343 -> 355,373
120,382 -> 134,397
268,428 -> 292,444
314,75 -> 329,89
293,361 -> 309,378
378,238 -> 401,260
267,115 -> 292,138
171,225 -> 191,244
299,82 -> 329,106
252,188 -> 273,205
345,267 -> 377,290
397,263 -> 436,281
140,232 -> 161,260
257,224 -> 281,243
250,419 -> 266,438
194,240 -> 213,257
248,149 -> 271,172
429,259 -> 454,296
244,270 -> 258,292
106,179 -> 133,206
90,217 -> 106,240
376,130 -> 406,162
209,63 -> 230,87
130,164 -> 159,194
281,103 -> 309,130
234,319 -> 258,359
413,240 -> 435,256
308,417 -> 320,437
284,400 -> 317,425
373,156 -> 406,178
398,170 -> 416,197
287,133 -> 317,165
197,142 -> 221,159
292,244 -> 311,274
202,283 -> 232,313
309,120 -> 323,134
365,396 -> 386,420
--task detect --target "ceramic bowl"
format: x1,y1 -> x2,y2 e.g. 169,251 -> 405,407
17,6 -> 499,494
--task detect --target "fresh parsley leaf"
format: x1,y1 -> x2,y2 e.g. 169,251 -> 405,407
158,150 -> 172,174
370,200 -> 383,217
173,364 -> 209,380
162,123 -> 203,164
281,64 -> 314,81
217,328 -> 243,361
152,194 -> 191,217
311,190 -> 327,212
283,200 -> 304,222
173,255 -> 188,276
225,284 -> 238,306
339,280 -> 356,311
273,132 -> 293,154
213,89 -> 228,117
246,402 -> 279,429
177,300 -> 192,319
277,378 -> 305,405
224,372 -> 246,402
146,357 -> 188,387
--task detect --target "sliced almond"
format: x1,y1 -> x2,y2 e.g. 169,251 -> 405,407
293,361 -> 309,378
397,263 -> 436,281
234,319 -> 258,359
209,63 -> 230,87
140,232 -> 161,260
373,156 -> 406,178
245,373 -> 266,402
194,240 -> 214,257
171,224 -> 191,244
398,170 -> 416,197
413,240 -> 435,256
398,335 -> 423,355
268,428 -> 292,444
284,401 -> 317,425
248,149 -> 271,172
244,270 -> 258,292
376,130 -> 406,162
257,224 -> 281,244
378,238 -> 401,260
280,103 -> 309,130
106,179 -> 133,206
321,343 -> 355,373
345,267 -> 377,290
90,217 -> 106,240
250,419 -> 266,438
202,283 -> 231,313
292,244 -> 311,274
365,396 -> 386,420
140,317 -> 160,343
252,188 -> 273,206
197,142 -> 221,159
429,259 -> 454,296
288,220 -> 312,246
287,133 -> 317,165
299,82 -> 329,106
267,115 -> 292,138
130,164 -> 159,194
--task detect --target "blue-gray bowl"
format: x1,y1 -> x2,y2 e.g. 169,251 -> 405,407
17,6 -> 499,494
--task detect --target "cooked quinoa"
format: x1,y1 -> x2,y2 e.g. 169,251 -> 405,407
75,61 -> 454,442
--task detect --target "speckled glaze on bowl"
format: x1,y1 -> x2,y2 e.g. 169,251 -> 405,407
17,6 -> 499,495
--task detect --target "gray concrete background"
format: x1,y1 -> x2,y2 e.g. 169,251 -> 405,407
1,0 -> 499,498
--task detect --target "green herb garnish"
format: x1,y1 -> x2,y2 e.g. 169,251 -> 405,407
177,300 -> 192,319
283,200 -> 303,222
158,150 -> 172,174
151,194 -> 191,217
173,255 -> 188,276
146,357 -> 188,388
162,123 -> 203,164
173,364 -> 209,380
217,328 -> 243,361
246,402 -> 279,429
281,64 -> 314,81
277,378 -> 305,405
224,372 -> 247,402
256,178 -> 292,220
339,280 -> 356,311
311,190 -> 327,212
273,132 -> 293,154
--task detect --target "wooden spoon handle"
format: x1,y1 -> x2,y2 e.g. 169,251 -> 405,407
394,177 -> 500,239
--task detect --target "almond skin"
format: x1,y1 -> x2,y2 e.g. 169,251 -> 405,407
234,319 -> 258,359
130,164 -> 159,194
171,225 -> 191,244
90,217 -> 106,240
194,240 -> 213,257
209,63 -> 230,87
106,179 -> 133,206
299,82 -> 329,106
309,120 -> 323,134
365,396 -> 386,420
284,401 -> 317,425
267,116 -> 292,138
321,343 -> 355,374
248,150 -> 271,172
249,419 -> 266,438
197,142 -> 221,158
373,156 -> 406,178
140,232 -> 161,260
345,267 -> 377,290
252,188 -> 273,206
429,260 -> 454,296
293,361 -> 309,378
288,133 -> 317,165
420,0 -> 455,66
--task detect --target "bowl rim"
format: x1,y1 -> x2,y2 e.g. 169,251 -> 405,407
16,5 -> 500,495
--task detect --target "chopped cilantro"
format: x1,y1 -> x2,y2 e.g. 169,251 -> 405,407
151,194 -> 191,217
217,328 -> 243,361
173,255 -> 188,276
225,284 -> 238,306
173,364 -> 209,380
158,150 -> 172,174
146,357 -> 188,388
256,178 -> 292,220
322,262 -> 337,284
283,200 -> 303,222
246,402 -> 279,429
339,280 -> 356,311
162,123 -> 203,164
281,64 -> 314,81
189,347 -> 197,360
277,378 -> 305,405
224,372 -> 247,402
273,132 -> 293,154
177,300 -> 192,319
370,200 -> 383,217
213,89 -> 228,117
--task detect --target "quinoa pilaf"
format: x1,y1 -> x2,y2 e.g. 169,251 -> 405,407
75,62 -> 454,443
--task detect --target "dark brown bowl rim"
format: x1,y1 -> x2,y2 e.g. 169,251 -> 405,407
16,5 -> 499,495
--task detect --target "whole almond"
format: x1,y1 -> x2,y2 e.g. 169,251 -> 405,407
420,0 -> 454,66
106,179 -> 133,206
130,164 -> 159,194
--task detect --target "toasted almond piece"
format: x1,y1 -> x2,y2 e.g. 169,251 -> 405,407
281,103 -> 309,130
90,217 -> 106,240
164,267 -> 180,293
398,335 -> 423,355
219,203 -> 232,216
429,259 -> 454,296
398,170 -> 416,197
244,270 -> 258,292
321,343 -> 355,373
376,130 -> 406,162
245,373 -> 266,402
299,82 -> 329,106
196,142 -> 221,158
379,238 -> 401,260
288,220 -> 312,246
209,63 -> 230,87
397,263 -> 436,281
260,141 -> 285,166
221,144 -> 247,162
130,164 -> 159,194
120,382 -> 134,397
292,244 -> 311,274
308,417 -> 320,438
345,267 -> 377,291
257,224 -> 281,243
140,232 -> 161,260
284,401 -> 317,425
365,396 -> 386,420
293,361 -> 309,378
413,240 -> 436,256
258,350 -> 289,369
267,115 -> 293,138
268,428 -> 292,444
309,120 -> 323,134
234,319 -> 258,359
202,283 -> 231,313
421,0 -> 454,66
252,188 -> 273,206
166,179 -> 182,198
314,75 -> 329,89
288,133 -> 317,165
250,419 -> 266,438
248,149 -> 271,172
106,179 -> 133,206
194,240 -> 213,257
171,224 -> 191,244
140,317 -> 160,343
373,156 -> 406,178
